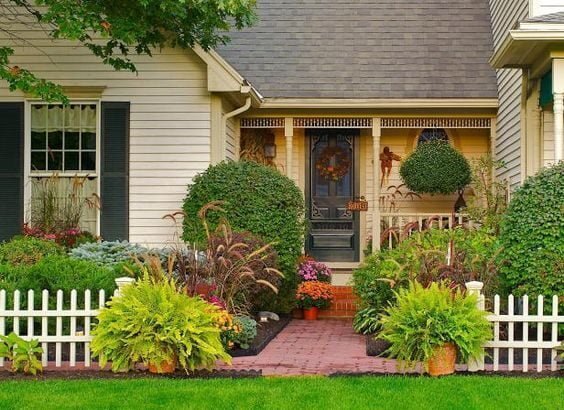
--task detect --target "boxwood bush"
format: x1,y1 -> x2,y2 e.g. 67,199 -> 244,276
400,140 -> 471,195
0,255 -> 126,305
498,162 -> 564,298
182,161 -> 306,313
0,236 -> 64,266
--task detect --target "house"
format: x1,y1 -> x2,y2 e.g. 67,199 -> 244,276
489,0 -> 564,189
0,1 -> 561,284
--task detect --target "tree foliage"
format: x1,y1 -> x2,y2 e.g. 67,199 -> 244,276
0,0 -> 257,101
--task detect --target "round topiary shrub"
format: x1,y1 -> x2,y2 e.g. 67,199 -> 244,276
182,161 -> 306,313
498,162 -> 564,298
400,140 -> 471,195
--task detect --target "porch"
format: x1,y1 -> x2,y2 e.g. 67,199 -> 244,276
237,116 -> 495,271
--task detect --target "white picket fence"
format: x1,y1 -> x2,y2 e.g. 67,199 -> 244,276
0,278 -> 134,369
467,281 -> 563,373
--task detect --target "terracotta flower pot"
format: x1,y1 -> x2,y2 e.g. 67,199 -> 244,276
303,307 -> 319,320
427,343 -> 456,376
148,358 -> 176,374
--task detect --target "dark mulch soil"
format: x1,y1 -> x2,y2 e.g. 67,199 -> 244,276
230,316 -> 291,357
0,369 -> 261,381
366,335 -> 390,357
329,370 -> 563,379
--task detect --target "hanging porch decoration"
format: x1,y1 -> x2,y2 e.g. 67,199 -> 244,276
315,146 -> 351,181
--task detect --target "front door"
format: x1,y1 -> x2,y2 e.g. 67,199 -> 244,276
306,129 -> 360,262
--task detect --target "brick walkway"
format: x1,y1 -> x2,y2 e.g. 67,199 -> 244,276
218,319 -> 401,376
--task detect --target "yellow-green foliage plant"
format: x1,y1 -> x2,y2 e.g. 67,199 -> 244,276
91,274 -> 231,373
0,333 -> 43,375
379,281 -> 491,371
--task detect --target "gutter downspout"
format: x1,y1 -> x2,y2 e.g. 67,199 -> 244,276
220,87 -> 252,162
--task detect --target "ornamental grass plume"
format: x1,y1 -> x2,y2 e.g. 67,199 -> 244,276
295,281 -> 334,309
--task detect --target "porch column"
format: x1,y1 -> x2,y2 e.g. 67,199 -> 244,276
284,117 -> 293,178
554,93 -> 564,162
552,59 -> 564,162
372,118 -> 381,252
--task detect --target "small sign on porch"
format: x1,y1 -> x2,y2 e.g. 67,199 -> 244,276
346,196 -> 368,212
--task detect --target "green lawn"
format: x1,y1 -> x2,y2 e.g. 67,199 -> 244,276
0,375 -> 562,410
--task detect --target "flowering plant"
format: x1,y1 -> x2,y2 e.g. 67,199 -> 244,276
296,281 -> 334,309
22,223 -> 96,248
297,257 -> 332,282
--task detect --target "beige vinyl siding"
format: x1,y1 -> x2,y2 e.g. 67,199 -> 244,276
223,100 -> 238,161
0,22 -> 211,247
489,0 -> 529,190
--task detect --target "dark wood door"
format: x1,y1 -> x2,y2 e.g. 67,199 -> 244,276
306,129 -> 360,262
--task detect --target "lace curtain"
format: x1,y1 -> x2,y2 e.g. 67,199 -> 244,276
31,104 -> 96,132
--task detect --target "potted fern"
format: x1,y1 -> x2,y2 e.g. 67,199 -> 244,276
91,274 -> 231,374
379,281 -> 491,376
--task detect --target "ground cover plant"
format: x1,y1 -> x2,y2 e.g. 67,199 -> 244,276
498,161 -> 564,299
0,377 -> 562,410
182,161 -> 305,313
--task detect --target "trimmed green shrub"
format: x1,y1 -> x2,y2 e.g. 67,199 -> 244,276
0,236 -> 64,266
69,240 -> 148,265
0,255 -> 124,300
353,227 -> 500,332
400,140 -> 471,195
379,281 -> 491,371
91,275 -> 230,373
498,162 -> 564,298
182,161 -> 306,313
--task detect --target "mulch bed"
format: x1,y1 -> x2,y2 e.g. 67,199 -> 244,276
366,335 -> 390,357
40,315 -> 290,363
230,316 -> 291,357
329,370 -> 563,379
0,369 -> 261,380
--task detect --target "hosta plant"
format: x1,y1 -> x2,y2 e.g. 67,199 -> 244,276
0,333 -> 43,375
379,281 -> 491,372
221,315 -> 258,350
91,273 -> 231,373
353,306 -> 381,335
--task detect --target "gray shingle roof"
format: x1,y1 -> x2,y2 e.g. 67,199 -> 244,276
521,11 -> 564,24
216,0 -> 498,99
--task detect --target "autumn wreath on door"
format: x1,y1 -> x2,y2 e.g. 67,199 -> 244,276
315,146 -> 351,181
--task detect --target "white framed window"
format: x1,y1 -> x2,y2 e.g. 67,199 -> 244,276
24,101 -> 101,235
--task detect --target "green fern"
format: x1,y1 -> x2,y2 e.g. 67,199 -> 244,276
379,281 -> 491,371
91,275 -> 231,373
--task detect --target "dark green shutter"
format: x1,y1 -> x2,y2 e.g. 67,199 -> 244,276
0,103 -> 24,241
540,69 -> 553,109
100,102 -> 130,241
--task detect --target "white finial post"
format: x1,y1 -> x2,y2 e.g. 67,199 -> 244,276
114,277 -> 135,297
466,281 -> 485,372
